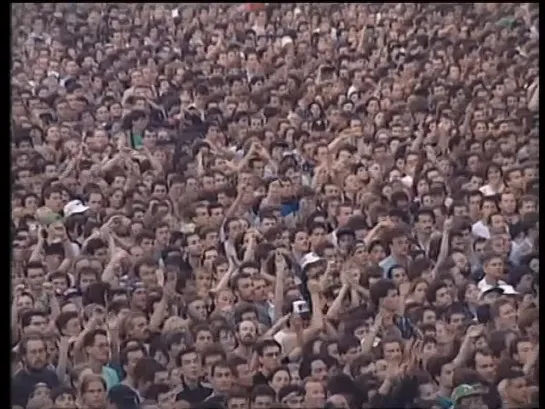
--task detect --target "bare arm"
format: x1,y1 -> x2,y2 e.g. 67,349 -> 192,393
325,284 -> 350,321
361,314 -> 381,355
29,229 -> 46,262
273,255 -> 287,323
101,250 -> 126,286
57,239 -> 76,274
55,337 -> 69,383
210,263 -> 236,294
431,218 -> 452,278
149,296 -> 168,333
301,280 -> 324,342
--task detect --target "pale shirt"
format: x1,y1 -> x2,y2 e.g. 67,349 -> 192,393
472,220 -> 490,239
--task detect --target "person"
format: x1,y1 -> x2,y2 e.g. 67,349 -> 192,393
10,3 -> 540,409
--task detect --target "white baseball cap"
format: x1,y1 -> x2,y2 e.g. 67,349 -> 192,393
63,200 -> 89,218
480,284 -> 518,299
300,252 -> 325,270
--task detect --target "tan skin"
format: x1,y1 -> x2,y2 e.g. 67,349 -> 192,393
9,4 -> 540,403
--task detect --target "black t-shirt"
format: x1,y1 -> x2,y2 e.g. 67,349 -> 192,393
252,371 -> 268,386
175,381 -> 212,405
11,367 -> 60,407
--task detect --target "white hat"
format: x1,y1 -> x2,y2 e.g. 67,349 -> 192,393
347,85 -> 358,98
480,284 -> 518,299
281,36 -> 293,48
63,200 -> 89,218
300,252 -> 325,270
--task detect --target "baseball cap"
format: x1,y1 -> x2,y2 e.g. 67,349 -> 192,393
64,200 -> 89,218
300,252 -> 325,271
479,284 -> 517,299
451,384 -> 483,407
107,384 -> 140,409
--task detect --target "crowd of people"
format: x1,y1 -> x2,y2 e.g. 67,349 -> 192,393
10,3 -> 540,409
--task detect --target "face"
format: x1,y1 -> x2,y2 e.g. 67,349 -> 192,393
270,369 -> 290,392
236,277 -> 253,301
497,302 -> 517,330
434,286 -> 452,307
195,330 -> 213,352
506,376 -> 528,404
391,267 -> 408,286
304,381 -> 325,408
212,366 -> 233,393
369,244 -> 386,263
25,339 -> 47,369
413,282 -> 429,303
180,351 -> 201,381
475,353 -> 496,383
383,341 -> 402,363
391,235 -> 409,256
260,345 -> 281,371
87,334 -> 110,363
82,380 -> 106,408
238,320 -> 257,345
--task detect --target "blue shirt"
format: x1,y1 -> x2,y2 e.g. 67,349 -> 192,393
102,366 -> 120,390
379,255 -> 398,277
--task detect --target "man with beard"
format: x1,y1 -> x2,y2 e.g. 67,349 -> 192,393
11,335 -> 60,409
234,319 -> 258,361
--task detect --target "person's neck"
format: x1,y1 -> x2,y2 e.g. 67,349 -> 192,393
259,366 -> 271,377
416,230 -> 431,241
188,255 -> 200,268
89,358 -> 103,374
29,288 -> 44,298
391,252 -> 404,262
484,275 -> 499,285
26,364 -> 45,373
234,344 -> 253,360
505,398 -> 523,409
122,376 -> 136,388
266,195 -> 281,204
183,376 -> 199,388
438,385 -> 451,398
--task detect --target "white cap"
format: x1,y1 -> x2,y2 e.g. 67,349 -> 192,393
361,336 -> 381,348
347,85 -> 358,98
281,36 -> 293,48
63,200 -> 89,218
300,252 -> 324,270
480,284 -> 518,299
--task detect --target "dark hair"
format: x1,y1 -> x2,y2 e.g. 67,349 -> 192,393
426,355 -> 452,382
426,280 -> 448,305
20,309 -> 47,329
338,335 -> 360,355
82,328 -> 108,349
120,342 -> 148,368
369,278 -> 397,308
267,366 -> 291,383
299,354 -> 335,379
211,360 -> 232,377
255,339 -> 281,357
55,311 -> 80,334
19,334 -> 46,357
143,383 -> 170,401
176,346 -> 198,367
251,384 -> 276,402
134,357 -> 164,385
